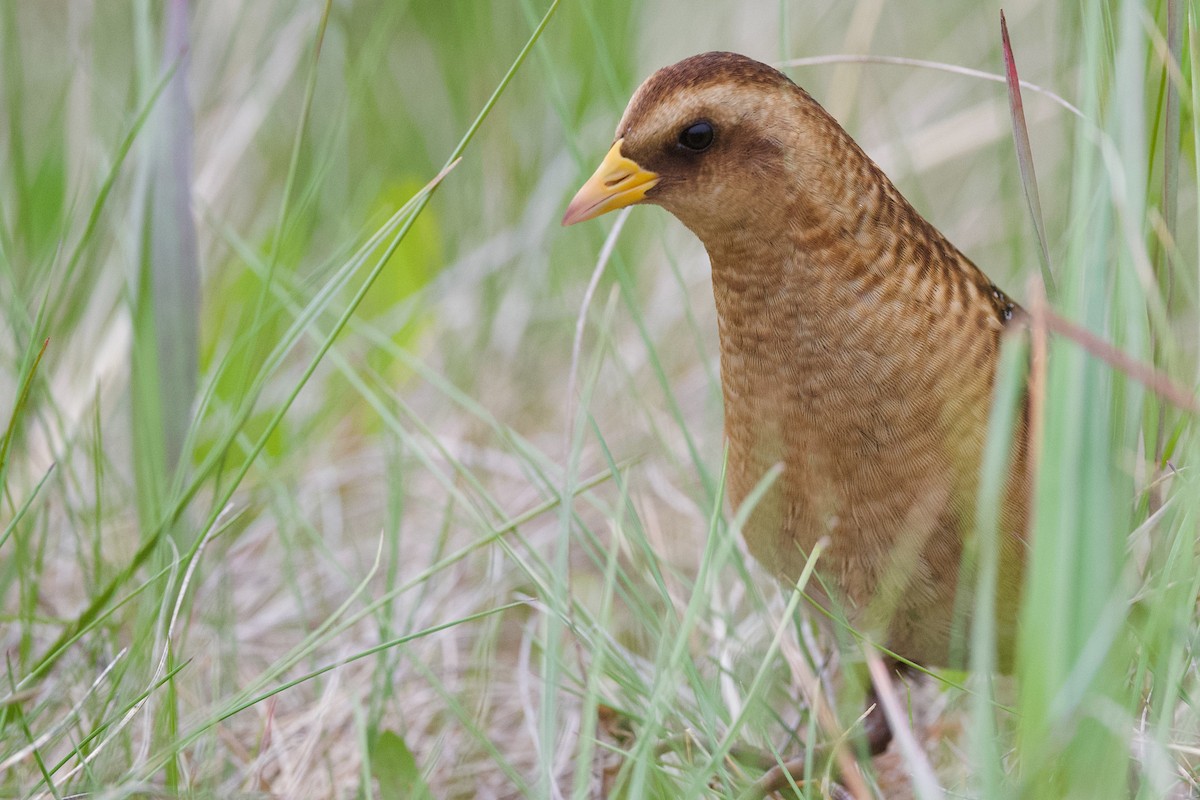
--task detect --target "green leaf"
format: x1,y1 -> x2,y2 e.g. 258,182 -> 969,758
371,729 -> 432,800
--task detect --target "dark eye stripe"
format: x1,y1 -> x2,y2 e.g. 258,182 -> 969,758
678,121 -> 714,151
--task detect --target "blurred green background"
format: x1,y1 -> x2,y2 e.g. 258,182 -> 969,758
1,1 -> 1197,798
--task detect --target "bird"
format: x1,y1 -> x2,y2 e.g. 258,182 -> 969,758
563,52 -> 1030,711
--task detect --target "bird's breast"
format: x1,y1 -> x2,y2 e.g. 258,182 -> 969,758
713,273 -> 992,620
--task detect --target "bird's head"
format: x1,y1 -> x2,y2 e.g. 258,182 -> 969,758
563,51 -> 845,241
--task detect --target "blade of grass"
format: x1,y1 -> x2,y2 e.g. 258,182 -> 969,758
131,0 -> 200,514
0,337 -> 48,487
0,463 -> 55,552
967,327 -> 1028,797
1001,10 -> 1056,298
777,54 -> 1083,119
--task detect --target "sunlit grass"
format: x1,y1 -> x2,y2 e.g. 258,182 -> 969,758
1,1 -> 1197,798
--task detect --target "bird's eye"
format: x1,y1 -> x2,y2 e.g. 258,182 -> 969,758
678,121 -> 714,151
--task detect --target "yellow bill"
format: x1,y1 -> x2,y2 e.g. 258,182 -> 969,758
562,139 -> 660,226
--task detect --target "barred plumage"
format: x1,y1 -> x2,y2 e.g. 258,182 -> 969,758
565,51 -> 1029,671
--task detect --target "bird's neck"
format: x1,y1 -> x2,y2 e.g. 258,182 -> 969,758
706,238 -> 845,369
701,174 -> 923,426
703,200 -> 873,348
700,149 -> 941,355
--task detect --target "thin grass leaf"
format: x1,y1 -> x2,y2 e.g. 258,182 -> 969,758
1001,10 -> 1056,298
1159,0 -> 1181,311
0,337 -> 48,483
1038,304 -> 1199,414
967,329 -> 1028,796
0,463 -> 54,553
779,54 -> 1083,118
